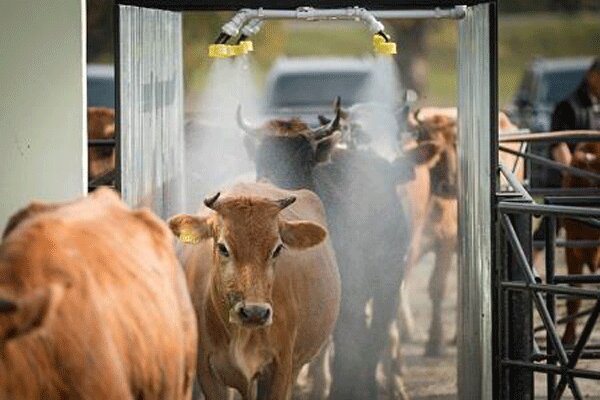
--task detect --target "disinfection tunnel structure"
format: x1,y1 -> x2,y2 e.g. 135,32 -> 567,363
114,1 -> 498,398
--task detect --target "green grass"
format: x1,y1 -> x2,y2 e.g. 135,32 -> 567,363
184,12 -> 600,107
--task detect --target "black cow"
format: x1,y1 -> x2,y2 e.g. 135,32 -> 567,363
238,98 -> 412,400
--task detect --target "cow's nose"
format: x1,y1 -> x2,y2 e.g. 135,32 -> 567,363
238,303 -> 272,326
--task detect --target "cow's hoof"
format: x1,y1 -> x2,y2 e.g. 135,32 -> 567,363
424,341 -> 445,357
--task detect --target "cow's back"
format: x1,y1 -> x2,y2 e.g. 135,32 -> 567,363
0,189 -> 197,399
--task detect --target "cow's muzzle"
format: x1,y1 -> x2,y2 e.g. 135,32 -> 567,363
230,301 -> 273,327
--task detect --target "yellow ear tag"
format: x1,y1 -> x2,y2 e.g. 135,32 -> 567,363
179,230 -> 201,244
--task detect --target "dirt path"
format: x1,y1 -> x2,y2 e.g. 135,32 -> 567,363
398,248 -> 600,399
401,253 -> 458,400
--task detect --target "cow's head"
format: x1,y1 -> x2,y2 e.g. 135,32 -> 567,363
238,98 -> 342,190
404,110 -> 458,197
168,193 -> 326,328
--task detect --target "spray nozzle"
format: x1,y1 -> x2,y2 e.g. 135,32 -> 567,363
373,34 -> 397,55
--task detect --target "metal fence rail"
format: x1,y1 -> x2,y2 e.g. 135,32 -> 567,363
495,130 -> 600,399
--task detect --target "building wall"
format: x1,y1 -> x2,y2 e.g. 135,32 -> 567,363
0,1 -> 86,230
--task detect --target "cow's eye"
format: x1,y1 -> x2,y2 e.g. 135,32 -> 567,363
272,244 -> 284,258
217,243 -> 230,257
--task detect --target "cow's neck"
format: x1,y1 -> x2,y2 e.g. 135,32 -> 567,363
205,273 -> 274,385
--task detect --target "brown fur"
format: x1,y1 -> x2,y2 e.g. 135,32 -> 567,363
170,182 -> 340,400
262,119 -> 311,138
562,142 -> 600,344
88,107 -> 116,180
0,188 -> 197,399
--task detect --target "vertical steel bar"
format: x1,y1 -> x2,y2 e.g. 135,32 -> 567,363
545,216 -> 557,398
507,212 -> 534,399
457,4 -> 494,399
113,3 -> 122,194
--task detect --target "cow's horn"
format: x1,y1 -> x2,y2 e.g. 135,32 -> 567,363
236,105 -> 261,137
275,196 -> 296,210
311,96 -> 342,141
413,108 -> 424,124
204,192 -> 221,210
0,299 -> 17,313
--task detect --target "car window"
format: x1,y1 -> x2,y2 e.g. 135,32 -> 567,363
268,72 -> 369,108
537,69 -> 587,105
88,78 -> 115,108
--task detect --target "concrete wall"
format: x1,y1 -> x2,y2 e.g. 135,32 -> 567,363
0,1 -> 86,230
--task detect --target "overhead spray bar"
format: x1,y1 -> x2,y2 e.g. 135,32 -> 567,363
209,6 -> 466,58
210,6 -> 395,58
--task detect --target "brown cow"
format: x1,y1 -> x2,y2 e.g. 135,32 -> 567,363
88,107 -> 115,181
398,108 -> 520,356
562,142 -> 600,345
0,188 -> 197,399
168,182 -> 340,400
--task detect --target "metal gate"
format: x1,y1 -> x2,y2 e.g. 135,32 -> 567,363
495,131 -> 600,399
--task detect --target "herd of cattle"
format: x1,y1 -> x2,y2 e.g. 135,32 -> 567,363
1,100 -> 597,399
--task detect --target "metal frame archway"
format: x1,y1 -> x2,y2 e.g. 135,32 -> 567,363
112,1 -> 498,398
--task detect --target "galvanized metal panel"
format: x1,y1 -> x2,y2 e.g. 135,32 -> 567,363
118,5 -> 184,218
457,4 -> 494,399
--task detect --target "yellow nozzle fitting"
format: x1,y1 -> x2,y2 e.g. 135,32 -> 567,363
230,44 -> 247,56
239,40 -> 254,52
208,44 -> 233,58
373,34 -> 397,55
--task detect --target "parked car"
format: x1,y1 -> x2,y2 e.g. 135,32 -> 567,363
87,63 -> 115,108
507,57 -> 594,132
263,57 -> 376,124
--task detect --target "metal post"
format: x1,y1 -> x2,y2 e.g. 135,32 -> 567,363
506,212 -> 534,399
457,3 -> 495,399
545,216 -> 557,397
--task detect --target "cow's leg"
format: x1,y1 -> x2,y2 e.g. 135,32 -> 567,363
563,248 -> 585,346
330,296 -> 379,400
268,351 -> 294,400
397,219 -> 427,343
199,355 -> 229,400
425,240 -> 453,357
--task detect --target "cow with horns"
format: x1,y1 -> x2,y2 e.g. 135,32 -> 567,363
397,107 -> 522,356
237,98 -> 412,400
168,182 -> 340,400
0,188 -> 197,399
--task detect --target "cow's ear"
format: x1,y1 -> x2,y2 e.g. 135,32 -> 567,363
314,131 -> 342,164
0,284 -> 64,343
280,220 -> 327,249
168,214 -> 212,244
404,142 -> 440,165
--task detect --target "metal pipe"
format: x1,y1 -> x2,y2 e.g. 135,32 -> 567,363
499,163 -> 534,202
499,145 -> 600,183
498,201 -> 600,218
219,7 -> 388,41
501,359 -> 600,380
371,6 -> 466,20
499,130 -> 600,144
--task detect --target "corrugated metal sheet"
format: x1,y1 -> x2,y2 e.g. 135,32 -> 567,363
457,4 -> 494,400
119,5 -> 184,218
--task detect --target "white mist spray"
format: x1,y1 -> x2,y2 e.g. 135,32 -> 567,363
184,55 -> 261,211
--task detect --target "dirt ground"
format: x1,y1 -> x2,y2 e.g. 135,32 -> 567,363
400,246 -> 600,400
401,252 -> 458,400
